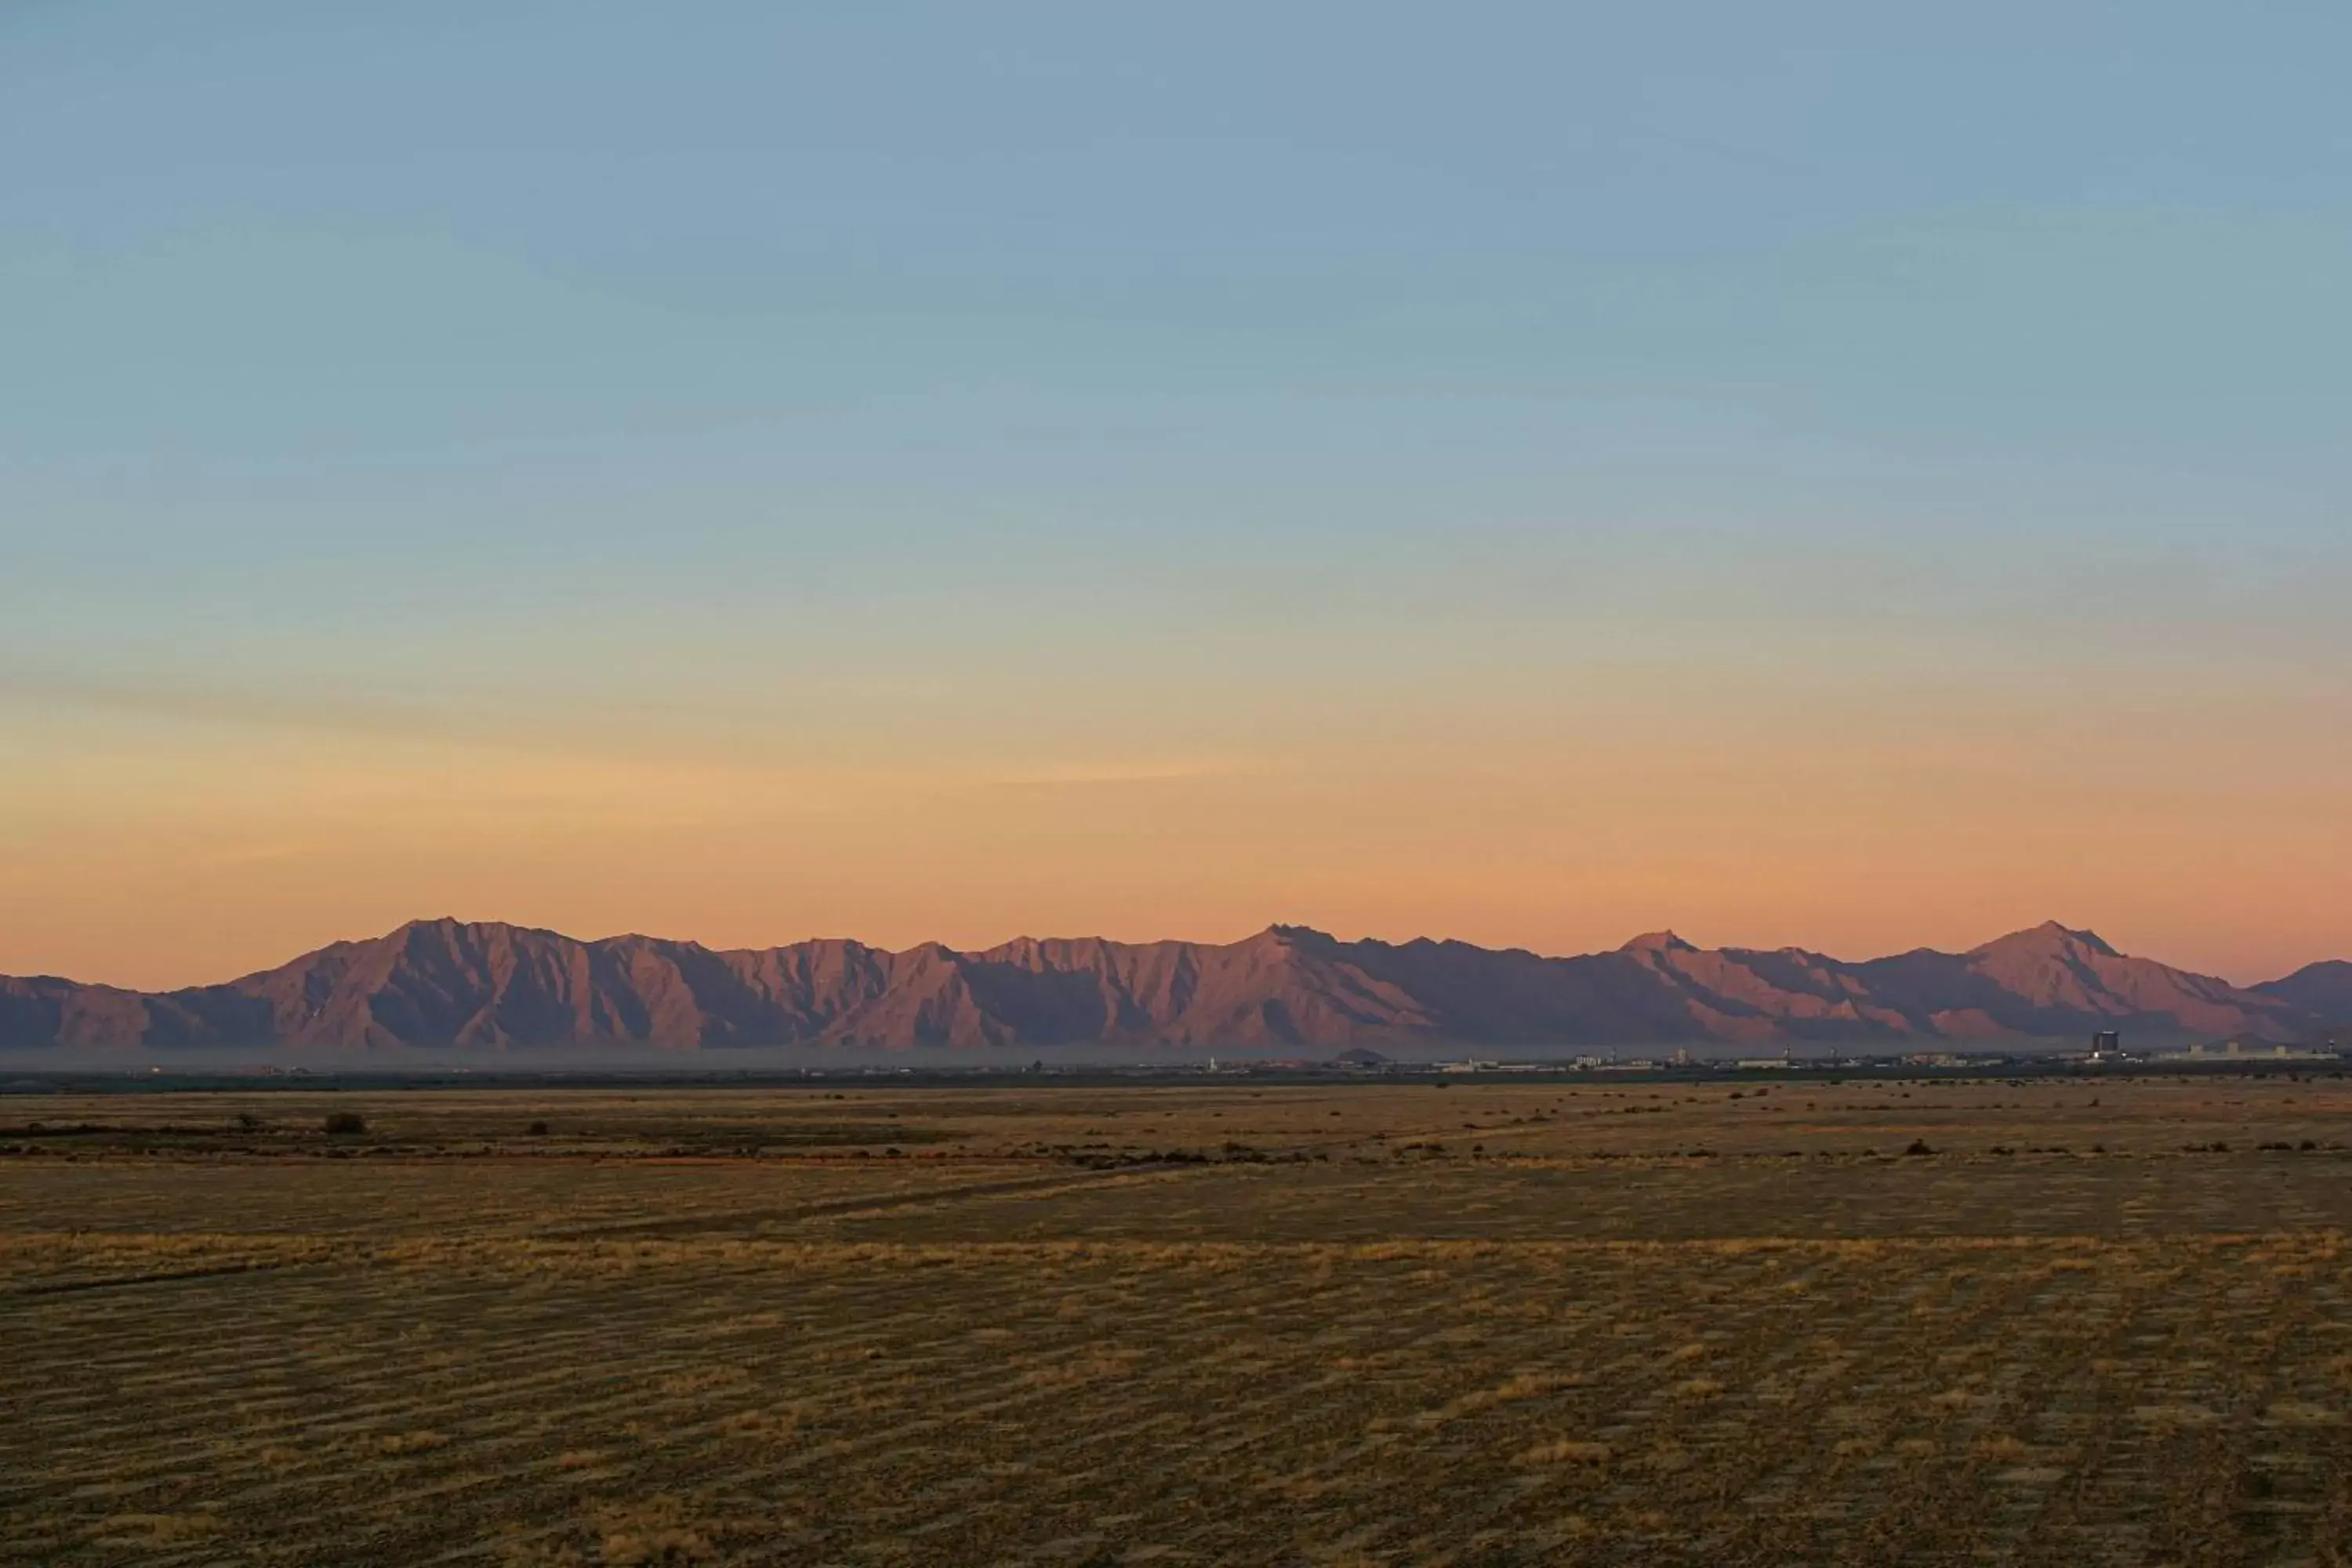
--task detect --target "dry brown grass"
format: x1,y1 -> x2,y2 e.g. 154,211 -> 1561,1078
1519,1438 -> 1613,1465
9,1080 -> 2352,1564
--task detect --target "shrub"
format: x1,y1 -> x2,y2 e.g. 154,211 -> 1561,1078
528,1120 -> 550,1136
323,1112 -> 368,1136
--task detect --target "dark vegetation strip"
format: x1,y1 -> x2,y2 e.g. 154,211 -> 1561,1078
9,1259 -> 314,1298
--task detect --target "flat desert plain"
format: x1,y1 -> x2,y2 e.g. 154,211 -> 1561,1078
9,1076 -> 2352,1565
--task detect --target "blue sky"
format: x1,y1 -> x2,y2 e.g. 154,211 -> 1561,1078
4,2 -> 2349,985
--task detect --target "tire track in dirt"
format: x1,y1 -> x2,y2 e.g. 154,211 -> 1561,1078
524,1160 -> 1199,1240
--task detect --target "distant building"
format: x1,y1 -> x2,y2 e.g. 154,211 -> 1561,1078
2089,1031 -> 2121,1060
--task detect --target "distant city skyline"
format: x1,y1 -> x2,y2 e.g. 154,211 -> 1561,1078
5,2 -> 2349,989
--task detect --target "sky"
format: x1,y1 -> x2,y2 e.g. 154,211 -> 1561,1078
5,1 -> 2350,989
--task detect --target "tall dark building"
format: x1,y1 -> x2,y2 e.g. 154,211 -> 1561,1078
2091,1030 -> 2122,1058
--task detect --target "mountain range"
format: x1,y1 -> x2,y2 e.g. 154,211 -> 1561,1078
3,917 -> 2347,1054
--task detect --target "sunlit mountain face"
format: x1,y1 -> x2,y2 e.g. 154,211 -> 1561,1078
2,917 -> 2330,1052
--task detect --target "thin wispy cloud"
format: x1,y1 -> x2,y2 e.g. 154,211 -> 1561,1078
975,757 -> 1270,789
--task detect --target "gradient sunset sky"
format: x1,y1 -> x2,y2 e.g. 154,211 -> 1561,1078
5,2 -> 2349,990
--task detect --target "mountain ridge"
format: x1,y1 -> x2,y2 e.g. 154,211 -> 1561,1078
2,917 -> 2341,1052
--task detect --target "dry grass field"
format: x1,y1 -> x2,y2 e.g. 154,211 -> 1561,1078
10,1076 -> 2352,1565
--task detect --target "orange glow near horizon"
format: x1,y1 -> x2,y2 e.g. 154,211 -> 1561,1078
4,662 -> 2344,991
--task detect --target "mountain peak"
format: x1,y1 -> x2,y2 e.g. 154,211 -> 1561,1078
393,915 -> 515,939
1976,921 -> 2118,958
1621,930 -> 1696,954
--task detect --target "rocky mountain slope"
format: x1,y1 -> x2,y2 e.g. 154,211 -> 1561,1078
0,917 -> 2332,1051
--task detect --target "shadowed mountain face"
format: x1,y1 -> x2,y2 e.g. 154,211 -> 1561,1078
2256,961 -> 2352,1028
0,918 -> 2329,1052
